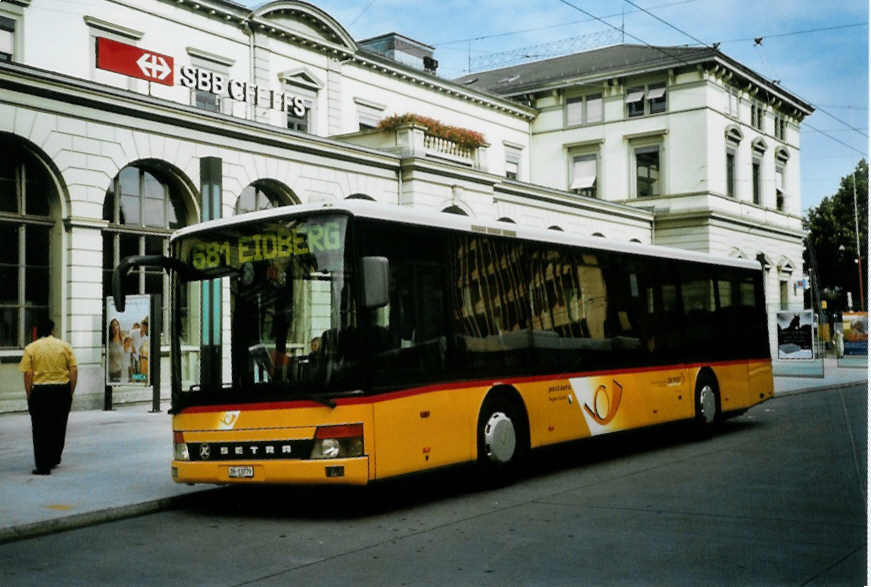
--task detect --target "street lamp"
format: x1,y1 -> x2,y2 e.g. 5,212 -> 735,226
852,173 -> 865,312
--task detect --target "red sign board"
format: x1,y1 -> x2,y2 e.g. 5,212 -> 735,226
96,37 -> 174,86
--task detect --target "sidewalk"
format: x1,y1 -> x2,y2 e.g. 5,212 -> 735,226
1,361 -> 867,544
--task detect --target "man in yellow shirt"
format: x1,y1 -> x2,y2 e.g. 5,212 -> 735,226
19,319 -> 78,475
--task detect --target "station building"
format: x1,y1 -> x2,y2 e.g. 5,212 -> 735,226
0,0 -> 812,411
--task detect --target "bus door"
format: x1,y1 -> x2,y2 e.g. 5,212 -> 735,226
643,258 -> 693,421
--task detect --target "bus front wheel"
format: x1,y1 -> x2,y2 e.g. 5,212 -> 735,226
476,395 -> 528,483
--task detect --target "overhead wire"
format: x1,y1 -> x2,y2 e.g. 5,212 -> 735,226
602,1 -> 867,139
434,0 -> 696,46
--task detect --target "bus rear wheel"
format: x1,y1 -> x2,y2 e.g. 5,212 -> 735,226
476,395 -> 528,484
693,373 -> 720,437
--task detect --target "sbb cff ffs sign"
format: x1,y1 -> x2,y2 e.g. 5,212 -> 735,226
96,37 -> 174,86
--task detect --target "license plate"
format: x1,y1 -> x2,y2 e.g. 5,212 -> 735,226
228,466 -> 254,478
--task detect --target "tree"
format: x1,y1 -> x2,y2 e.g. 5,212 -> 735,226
803,159 -> 868,312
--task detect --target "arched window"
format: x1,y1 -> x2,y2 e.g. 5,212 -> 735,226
235,180 -> 296,215
0,135 -> 57,347
547,225 -> 564,232
346,193 -> 376,201
442,205 -> 468,216
497,217 -> 516,224
102,163 -> 189,342
235,184 -> 279,214
592,232 -> 605,238
630,238 -> 642,243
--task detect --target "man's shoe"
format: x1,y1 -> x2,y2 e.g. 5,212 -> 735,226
32,469 -> 50,475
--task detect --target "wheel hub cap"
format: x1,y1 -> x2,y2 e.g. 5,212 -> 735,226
700,385 -> 716,424
484,412 -> 516,463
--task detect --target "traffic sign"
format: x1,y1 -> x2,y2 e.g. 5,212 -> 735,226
96,37 -> 174,86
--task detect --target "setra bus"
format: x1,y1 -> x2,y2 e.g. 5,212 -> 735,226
113,201 -> 773,486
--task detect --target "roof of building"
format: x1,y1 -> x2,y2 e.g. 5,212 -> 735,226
454,43 -> 813,116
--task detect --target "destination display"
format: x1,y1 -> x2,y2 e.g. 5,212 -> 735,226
183,220 -> 344,271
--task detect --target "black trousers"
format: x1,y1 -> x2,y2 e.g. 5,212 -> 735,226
28,384 -> 73,472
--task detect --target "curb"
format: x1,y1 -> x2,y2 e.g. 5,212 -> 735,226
773,380 -> 867,398
0,489 -> 214,545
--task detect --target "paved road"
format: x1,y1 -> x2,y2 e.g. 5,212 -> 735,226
1,385 -> 865,586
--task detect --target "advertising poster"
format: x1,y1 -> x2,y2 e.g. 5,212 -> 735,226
842,312 -> 868,356
776,310 -> 814,359
105,295 -> 151,385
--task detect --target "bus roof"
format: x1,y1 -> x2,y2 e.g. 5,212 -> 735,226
171,201 -> 762,271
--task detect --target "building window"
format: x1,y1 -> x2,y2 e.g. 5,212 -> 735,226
505,145 -> 522,180
635,146 -> 661,197
626,82 -> 667,118
751,102 -> 764,130
779,280 -> 789,311
236,185 -> 276,215
626,87 -> 645,118
235,181 -> 292,214
570,154 -> 598,198
727,87 -> 740,118
566,93 -> 603,126
725,126 -> 742,199
751,139 -> 767,206
775,115 -> 786,141
647,83 -> 666,114
726,149 -> 736,198
102,165 -> 188,343
185,48 -> 233,114
194,83 -> 220,113
356,99 -> 384,131
0,17 -> 14,62
0,139 -> 56,348
280,70 -> 321,135
775,166 -> 785,211
752,159 -> 761,205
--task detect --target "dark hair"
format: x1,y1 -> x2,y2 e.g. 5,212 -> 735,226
37,319 -> 55,338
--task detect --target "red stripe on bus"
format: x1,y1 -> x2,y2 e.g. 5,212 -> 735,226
179,358 -> 769,415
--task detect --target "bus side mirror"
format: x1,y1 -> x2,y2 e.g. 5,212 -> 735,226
362,256 -> 389,309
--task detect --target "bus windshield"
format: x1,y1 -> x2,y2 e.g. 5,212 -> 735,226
173,213 -> 360,408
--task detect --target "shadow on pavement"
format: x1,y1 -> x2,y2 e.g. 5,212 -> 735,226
184,415 -> 766,522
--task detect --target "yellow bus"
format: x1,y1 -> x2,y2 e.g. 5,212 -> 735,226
114,202 -> 773,486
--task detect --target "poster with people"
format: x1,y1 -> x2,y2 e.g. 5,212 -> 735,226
776,310 -> 814,359
842,312 -> 868,356
105,295 -> 151,385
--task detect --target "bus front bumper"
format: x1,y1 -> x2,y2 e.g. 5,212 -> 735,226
171,456 -> 370,486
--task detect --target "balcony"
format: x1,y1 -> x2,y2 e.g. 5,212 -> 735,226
335,115 -> 489,170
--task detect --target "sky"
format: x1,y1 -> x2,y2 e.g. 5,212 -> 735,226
241,0 -> 869,216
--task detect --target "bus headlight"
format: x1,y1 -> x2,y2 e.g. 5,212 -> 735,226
174,431 -> 190,461
310,424 -> 364,459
